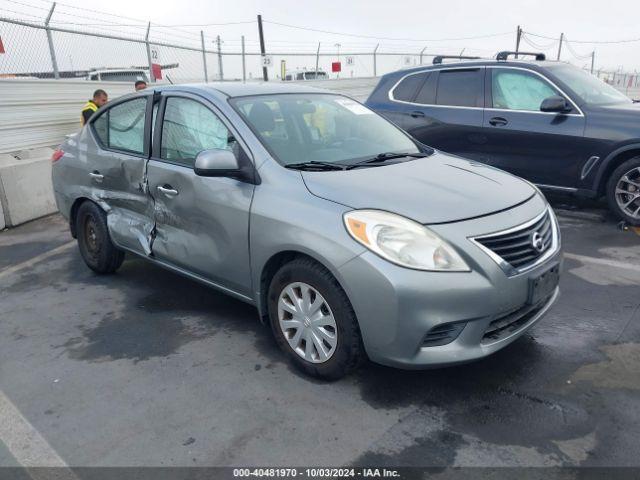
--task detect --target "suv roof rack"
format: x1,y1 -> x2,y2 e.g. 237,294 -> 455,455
496,51 -> 546,61
432,55 -> 481,65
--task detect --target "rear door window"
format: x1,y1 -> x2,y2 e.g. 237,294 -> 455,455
106,98 -> 147,154
435,69 -> 483,107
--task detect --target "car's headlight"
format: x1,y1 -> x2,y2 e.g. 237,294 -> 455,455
343,210 -> 470,272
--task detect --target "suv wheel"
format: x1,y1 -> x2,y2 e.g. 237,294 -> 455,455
76,201 -> 125,274
267,258 -> 364,380
607,157 -> 640,226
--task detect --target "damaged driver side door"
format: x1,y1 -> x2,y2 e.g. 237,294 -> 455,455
145,93 -> 255,299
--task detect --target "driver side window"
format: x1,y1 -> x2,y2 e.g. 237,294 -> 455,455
492,69 -> 559,112
161,97 -> 233,168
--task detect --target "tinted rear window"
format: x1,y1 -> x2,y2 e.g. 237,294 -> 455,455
392,72 -> 428,102
414,72 -> 437,104
436,69 -> 483,107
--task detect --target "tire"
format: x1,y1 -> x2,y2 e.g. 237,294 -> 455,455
76,201 -> 125,274
267,257 -> 364,380
606,157 -> 640,226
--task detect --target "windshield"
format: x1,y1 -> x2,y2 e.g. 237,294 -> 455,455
232,94 -> 419,166
549,65 -> 632,106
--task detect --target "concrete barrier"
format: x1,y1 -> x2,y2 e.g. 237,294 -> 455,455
0,147 -> 57,227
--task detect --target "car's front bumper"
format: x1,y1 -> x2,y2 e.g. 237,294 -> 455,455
336,194 -> 562,368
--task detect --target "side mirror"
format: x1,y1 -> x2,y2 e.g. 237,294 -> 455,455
540,95 -> 572,113
194,149 -> 240,177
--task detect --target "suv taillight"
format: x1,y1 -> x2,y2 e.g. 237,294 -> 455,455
52,148 -> 64,163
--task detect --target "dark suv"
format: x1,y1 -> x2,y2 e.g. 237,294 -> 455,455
365,52 -> 640,225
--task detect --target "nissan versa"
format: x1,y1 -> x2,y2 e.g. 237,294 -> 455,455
51,83 -> 562,379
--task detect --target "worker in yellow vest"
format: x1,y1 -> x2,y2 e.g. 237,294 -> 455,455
81,89 -> 108,126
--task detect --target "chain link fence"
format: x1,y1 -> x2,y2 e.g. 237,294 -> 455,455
0,10 -> 477,84
1,5 -> 639,92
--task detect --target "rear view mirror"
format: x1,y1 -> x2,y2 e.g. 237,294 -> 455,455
540,95 -> 572,113
194,149 -> 240,177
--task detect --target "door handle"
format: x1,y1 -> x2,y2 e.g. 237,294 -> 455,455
88,171 -> 104,182
489,117 -> 508,127
410,110 -> 426,118
157,185 -> 179,197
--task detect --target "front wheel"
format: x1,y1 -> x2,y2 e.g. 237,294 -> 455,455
607,157 -> 640,226
76,201 -> 125,274
267,258 -> 364,380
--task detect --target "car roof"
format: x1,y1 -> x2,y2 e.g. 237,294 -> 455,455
391,59 -> 562,76
155,81 -> 332,98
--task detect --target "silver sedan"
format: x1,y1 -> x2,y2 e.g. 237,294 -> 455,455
51,82 -> 562,379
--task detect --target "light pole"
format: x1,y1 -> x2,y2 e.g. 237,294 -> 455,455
335,43 -> 341,78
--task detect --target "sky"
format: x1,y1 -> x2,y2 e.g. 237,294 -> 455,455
1,0 -> 639,79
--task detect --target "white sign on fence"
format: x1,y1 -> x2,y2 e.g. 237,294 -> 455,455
150,47 -> 160,62
403,56 -> 413,66
261,55 -> 273,67
345,56 -> 355,66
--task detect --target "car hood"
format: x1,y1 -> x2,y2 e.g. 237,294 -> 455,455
593,101 -> 640,114
301,151 -> 536,224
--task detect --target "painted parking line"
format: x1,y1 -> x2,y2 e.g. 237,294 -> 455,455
0,241 -> 75,281
0,391 -> 78,479
564,252 -> 640,273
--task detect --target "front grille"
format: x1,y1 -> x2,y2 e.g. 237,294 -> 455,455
481,294 -> 552,344
474,209 -> 554,272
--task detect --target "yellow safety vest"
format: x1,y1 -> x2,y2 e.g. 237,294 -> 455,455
81,101 -> 98,125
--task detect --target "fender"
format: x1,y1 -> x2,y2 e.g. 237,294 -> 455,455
591,142 -> 640,192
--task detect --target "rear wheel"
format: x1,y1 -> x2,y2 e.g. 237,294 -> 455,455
76,201 -> 125,274
267,257 -> 364,380
607,157 -> 640,226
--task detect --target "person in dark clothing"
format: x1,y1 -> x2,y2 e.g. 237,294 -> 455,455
135,80 -> 147,91
81,89 -> 108,126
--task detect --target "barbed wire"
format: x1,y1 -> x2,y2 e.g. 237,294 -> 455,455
563,37 -> 593,60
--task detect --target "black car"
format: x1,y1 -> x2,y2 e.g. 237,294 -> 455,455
365,51 -> 640,225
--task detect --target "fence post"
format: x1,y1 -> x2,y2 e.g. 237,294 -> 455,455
557,33 -> 564,61
201,31 -> 208,82
315,42 -> 320,75
419,46 -> 427,65
590,51 -> 595,74
216,35 -> 224,81
241,35 -> 246,82
44,2 -> 59,79
373,44 -> 379,77
145,22 -> 155,82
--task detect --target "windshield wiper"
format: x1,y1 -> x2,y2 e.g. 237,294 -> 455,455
285,161 -> 347,171
346,152 -> 430,170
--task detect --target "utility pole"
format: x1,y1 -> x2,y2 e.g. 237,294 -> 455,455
590,51 -> 595,74
216,35 -> 223,81
45,2 -> 60,79
515,25 -> 522,59
257,14 -> 268,81
557,33 -> 564,61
